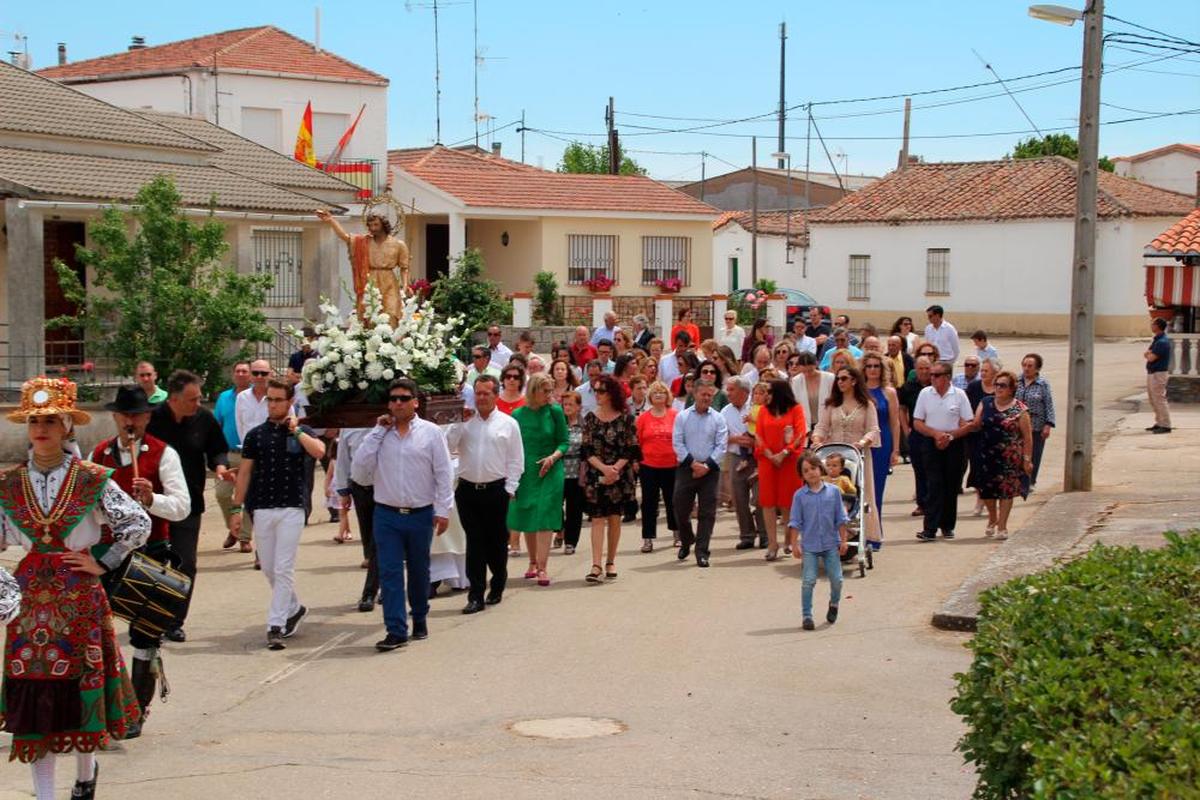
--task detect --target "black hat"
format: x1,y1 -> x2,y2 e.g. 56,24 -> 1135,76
104,385 -> 155,414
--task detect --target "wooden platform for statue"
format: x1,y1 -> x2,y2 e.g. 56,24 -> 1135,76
302,392 -> 463,428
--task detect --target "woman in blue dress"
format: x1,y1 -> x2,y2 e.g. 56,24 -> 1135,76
862,353 -> 901,548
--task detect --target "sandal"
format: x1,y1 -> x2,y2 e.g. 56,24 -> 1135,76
537,570 -> 550,587
641,539 -> 653,553
765,548 -> 780,562
586,564 -> 603,584
564,545 -> 575,555
985,525 -> 996,538
605,561 -> 617,580
523,566 -> 538,579
552,535 -> 564,549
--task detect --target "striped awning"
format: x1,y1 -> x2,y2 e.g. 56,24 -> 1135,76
1145,263 -> 1200,307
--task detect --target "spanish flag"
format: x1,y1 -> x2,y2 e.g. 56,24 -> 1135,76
293,101 -> 316,166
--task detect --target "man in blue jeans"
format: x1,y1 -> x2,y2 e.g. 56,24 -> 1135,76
351,378 -> 454,651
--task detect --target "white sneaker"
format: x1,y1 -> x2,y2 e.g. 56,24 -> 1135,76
985,525 -> 996,538
995,530 -> 1009,540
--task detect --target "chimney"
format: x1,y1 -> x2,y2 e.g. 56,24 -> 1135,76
491,142 -> 502,157
128,35 -> 146,51
57,43 -> 66,66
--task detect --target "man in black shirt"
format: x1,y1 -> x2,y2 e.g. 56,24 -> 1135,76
898,356 -> 933,519
803,306 -> 831,341
147,369 -> 232,641
232,379 -> 325,650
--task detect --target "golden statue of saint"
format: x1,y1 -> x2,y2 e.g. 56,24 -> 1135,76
316,208 -> 410,323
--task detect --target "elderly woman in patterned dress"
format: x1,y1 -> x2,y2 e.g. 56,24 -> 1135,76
0,377 -> 150,800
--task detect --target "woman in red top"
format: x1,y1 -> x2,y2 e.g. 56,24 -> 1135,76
755,377 -> 807,560
669,307 -> 701,352
635,381 -> 678,553
496,365 -> 527,415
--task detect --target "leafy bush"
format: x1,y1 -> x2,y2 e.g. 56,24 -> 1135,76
753,278 -> 778,295
952,531 -> 1200,799
534,270 -> 562,325
430,247 -> 508,342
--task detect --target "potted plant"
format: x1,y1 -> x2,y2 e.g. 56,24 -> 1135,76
296,283 -> 466,426
654,277 -> 682,294
583,275 -> 615,293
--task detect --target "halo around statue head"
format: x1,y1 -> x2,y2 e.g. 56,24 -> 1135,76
361,191 -> 406,237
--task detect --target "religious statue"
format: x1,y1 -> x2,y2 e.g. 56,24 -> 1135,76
316,204 -> 410,323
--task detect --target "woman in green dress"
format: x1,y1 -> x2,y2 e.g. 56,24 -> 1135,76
507,374 -> 569,587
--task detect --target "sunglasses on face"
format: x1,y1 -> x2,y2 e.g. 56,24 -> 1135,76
503,375 -> 521,381
389,394 -> 414,403
836,375 -> 854,382
994,381 -> 1012,389
864,363 -> 881,369
251,371 -> 270,377
932,372 -> 950,379
700,368 -> 717,375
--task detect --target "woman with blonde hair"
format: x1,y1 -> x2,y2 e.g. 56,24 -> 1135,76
635,381 -> 678,552
508,373 -> 569,586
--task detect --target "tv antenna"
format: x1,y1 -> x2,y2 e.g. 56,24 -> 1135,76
472,0 -> 507,148
406,0 -> 467,144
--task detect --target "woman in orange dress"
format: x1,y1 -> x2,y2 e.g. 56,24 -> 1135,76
754,378 -> 807,560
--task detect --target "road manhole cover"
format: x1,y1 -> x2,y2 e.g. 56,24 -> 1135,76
508,716 -> 626,740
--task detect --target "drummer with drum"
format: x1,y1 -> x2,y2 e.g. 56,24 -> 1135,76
89,385 -> 192,738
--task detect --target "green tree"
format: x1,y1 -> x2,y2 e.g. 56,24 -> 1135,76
1008,133 -> 1115,172
430,247 -> 509,342
48,176 -> 274,390
557,141 -> 647,176
533,270 -> 563,325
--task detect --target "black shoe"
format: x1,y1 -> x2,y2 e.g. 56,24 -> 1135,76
735,541 -> 755,550
915,531 -> 937,542
164,626 -> 186,643
802,617 -> 815,631
358,594 -> 375,613
696,556 -> 710,568
827,604 -> 839,624
485,593 -> 503,605
375,633 -> 407,651
622,513 -> 637,523
462,599 -> 486,614
267,627 -> 286,650
254,557 -> 261,571
1152,426 -> 1172,434
677,543 -> 691,561
757,539 -> 768,549
942,530 -> 956,540
429,579 -> 442,600
329,509 -> 340,523
71,761 -> 98,800
1145,425 -> 1159,431
283,605 -> 307,638
411,619 -> 428,640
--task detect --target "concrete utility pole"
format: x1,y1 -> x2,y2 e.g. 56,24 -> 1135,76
751,136 -> 759,285
777,22 -> 786,169
898,97 -> 912,170
606,97 -> 620,175
700,151 -> 707,201
1064,0 -> 1103,492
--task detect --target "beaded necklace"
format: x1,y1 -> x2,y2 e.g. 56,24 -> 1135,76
20,459 -> 80,545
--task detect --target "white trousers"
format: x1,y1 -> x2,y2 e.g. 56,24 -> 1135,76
252,507 -> 304,629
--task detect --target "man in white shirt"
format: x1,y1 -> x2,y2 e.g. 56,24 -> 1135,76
658,331 -> 691,387
912,363 -> 974,541
446,375 -> 525,614
465,346 -> 501,385
717,311 -> 746,357
352,378 -> 455,650
923,304 -> 960,368
590,310 -> 620,347
721,376 -> 764,549
485,324 -> 513,370
578,360 -> 603,415
235,359 -> 272,446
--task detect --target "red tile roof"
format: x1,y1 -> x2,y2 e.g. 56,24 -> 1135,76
1113,143 -> 1200,163
810,157 -> 1195,224
1146,208 -> 1200,256
713,210 -> 808,245
389,146 -> 718,216
38,26 -> 387,85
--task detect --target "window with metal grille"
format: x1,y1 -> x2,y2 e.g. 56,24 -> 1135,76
641,236 -> 690,286
848,254 -> 870,300
567,234 -> 618,285
926,248 -> 951,295
252,228 -> 303,306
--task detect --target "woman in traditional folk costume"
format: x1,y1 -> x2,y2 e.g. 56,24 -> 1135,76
0,377 -> 150,800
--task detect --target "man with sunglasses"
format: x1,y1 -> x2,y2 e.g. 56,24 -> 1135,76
235,360 -> 274,446
912,364 -> 974,541
352,378 -> 454,651
485,324 -> 512,370
466,346 -> 501,385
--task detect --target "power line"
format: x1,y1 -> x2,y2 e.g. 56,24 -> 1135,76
1104,13 -> 1199,46
444,117 -> 521,148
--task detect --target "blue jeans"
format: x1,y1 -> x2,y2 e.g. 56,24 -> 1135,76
801,548 -> 844,619
373,505 -> 433,637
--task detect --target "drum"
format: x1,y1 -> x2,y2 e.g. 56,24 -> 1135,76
107,551 -> 193,639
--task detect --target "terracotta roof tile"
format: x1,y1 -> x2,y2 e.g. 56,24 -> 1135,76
388,146 -> 718,216
0,61 -> 213,152
38,26 -> 387,85
0,146 -> 337,213
1146,208 -> 1200,256
713,209 -> 808,246
1112,143 -> 1200,163
810,157 -> 1194,224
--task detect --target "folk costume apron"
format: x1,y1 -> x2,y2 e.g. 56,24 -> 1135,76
0,459 -> 141,762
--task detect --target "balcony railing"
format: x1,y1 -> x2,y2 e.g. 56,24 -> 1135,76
317,158 -> 384,200
1168,333 -> 1200,377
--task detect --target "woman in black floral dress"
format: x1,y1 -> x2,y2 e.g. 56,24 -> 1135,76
972,370 -> 1033,541
581,374 -> 641,583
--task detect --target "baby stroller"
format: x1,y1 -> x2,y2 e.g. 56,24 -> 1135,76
813,443 -> 872,578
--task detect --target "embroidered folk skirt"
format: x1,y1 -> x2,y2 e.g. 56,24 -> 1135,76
1,551 -> 140,762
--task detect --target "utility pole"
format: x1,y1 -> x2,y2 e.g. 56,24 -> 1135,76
1065,0 -> 1103,491
700,151 -> 707,201
751,135 -> 759,285
433,0 -> 442,143
520,109 -> 526,163
777,22 -> 787,169
898,97 -> 912,170
473,0 -> 479,147
605,96 -> 620,174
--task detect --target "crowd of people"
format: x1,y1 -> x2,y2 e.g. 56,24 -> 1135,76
0,301 -> 1061,800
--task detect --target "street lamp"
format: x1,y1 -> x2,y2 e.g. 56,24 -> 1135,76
771,151 -> 793,265
1029,0 -> 1103,492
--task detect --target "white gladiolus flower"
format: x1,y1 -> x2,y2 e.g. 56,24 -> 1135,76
338,379 -> 351,390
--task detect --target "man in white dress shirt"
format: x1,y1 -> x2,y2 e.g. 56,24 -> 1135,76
352,378 -> 454,651
446,375 -> 524,615
923,304 -> 960,368
234,359 -> 272,445
485,324 -> 513,370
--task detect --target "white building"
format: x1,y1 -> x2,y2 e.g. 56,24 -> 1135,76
1113,143 -> 1200,196
792,157 -> 1194,336
711,210 -> 809,294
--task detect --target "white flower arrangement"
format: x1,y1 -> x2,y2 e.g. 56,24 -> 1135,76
292,283 -> 465,411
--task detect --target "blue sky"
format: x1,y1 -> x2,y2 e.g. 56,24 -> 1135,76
5,0 -> 1198,180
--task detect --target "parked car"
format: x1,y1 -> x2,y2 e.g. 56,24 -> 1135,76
729,288 -> 831,330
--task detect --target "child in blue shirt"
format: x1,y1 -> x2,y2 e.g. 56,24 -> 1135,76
971,329 -> 999,363
788,454 -> 850,630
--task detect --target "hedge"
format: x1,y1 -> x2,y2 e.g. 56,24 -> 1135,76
952,531 -> 1200,799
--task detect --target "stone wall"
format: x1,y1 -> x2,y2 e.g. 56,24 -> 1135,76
1167,376 -> 1200,403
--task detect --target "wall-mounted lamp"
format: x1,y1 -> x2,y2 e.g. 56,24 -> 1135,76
501,231 -> 510,247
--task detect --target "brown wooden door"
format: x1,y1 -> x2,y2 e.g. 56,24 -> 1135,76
43,221 -> 86,366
